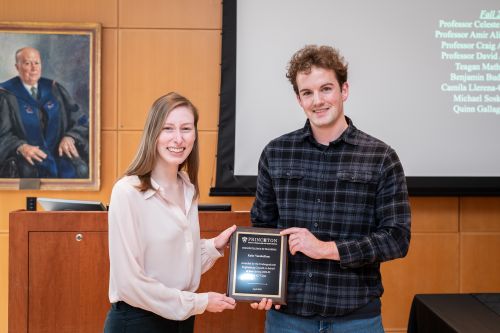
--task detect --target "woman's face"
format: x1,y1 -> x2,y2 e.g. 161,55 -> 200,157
155,105 -> 196,168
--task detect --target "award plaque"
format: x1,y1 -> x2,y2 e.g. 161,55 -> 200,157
227,227 -> 288,304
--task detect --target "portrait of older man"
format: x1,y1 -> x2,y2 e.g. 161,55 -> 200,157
0,46 -> 89,178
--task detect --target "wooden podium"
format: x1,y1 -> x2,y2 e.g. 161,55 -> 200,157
9,211 -> 265,333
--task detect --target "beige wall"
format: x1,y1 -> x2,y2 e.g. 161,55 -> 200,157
0,1 -> 499,332
381,197 -> 500,331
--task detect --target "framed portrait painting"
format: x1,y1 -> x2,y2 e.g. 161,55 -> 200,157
0,22 -> 101,190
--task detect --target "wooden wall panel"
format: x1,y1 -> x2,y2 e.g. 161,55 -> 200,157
99,131 -> 118,203
228,198 -> 255,212
118,29 -> 221,131
101,28 -> 118,130
198,131 -> 218,202
409,197 -> 458,232
460,197 -> 500,232
1,195 -> 26,229
0,233 -> 8,333
381,233 -> 460,329
0,0 -> 118,27
119,0 -> 221,29
117,131 -> 141,176
460,233 -> 500,292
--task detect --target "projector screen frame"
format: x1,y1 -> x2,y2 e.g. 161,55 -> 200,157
210,0 -> 500,197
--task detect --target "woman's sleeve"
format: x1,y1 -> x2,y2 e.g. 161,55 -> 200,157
199,238 -> 223,274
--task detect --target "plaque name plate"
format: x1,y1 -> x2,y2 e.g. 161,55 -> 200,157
227,227 -> 288,304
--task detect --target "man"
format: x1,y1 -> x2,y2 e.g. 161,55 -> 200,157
250,45 -> 411,332
0,47 -> 89,178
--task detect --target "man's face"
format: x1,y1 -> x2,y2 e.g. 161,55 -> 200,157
296,66 -> 348,131
15,48 -> 42,86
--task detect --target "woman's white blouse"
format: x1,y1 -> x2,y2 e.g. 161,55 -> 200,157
107,174 -> 222,320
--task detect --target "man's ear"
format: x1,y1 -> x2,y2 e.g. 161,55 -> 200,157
341,82 -> 349,102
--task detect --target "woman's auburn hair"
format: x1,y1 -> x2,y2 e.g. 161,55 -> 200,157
124,92 -> 200,196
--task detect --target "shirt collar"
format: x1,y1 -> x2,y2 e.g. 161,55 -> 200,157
339,116 -> 361,145
143,178 -> 160,199
143,172 -> 195,201
299,116 -> 361,146
22,82 -> 38,93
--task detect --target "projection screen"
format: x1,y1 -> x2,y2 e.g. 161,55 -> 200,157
212,0 -> 500,196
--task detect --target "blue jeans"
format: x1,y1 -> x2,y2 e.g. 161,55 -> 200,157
265,309 -> 385,333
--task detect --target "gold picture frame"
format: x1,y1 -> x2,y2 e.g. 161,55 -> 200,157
0,22 -> 101,190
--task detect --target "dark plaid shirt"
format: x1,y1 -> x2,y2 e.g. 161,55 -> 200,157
251,117 -> 411,317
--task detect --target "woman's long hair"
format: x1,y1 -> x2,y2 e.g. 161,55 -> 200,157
124,92 -> 200,196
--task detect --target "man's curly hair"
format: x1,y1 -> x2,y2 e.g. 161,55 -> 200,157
286,45 -> 348,95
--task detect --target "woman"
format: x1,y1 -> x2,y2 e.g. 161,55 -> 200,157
104,92 -> 236,333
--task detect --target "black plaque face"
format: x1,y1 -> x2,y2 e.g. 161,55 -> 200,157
227,227 -> 288,304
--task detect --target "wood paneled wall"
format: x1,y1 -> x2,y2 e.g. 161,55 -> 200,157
0,1 -> 499,332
